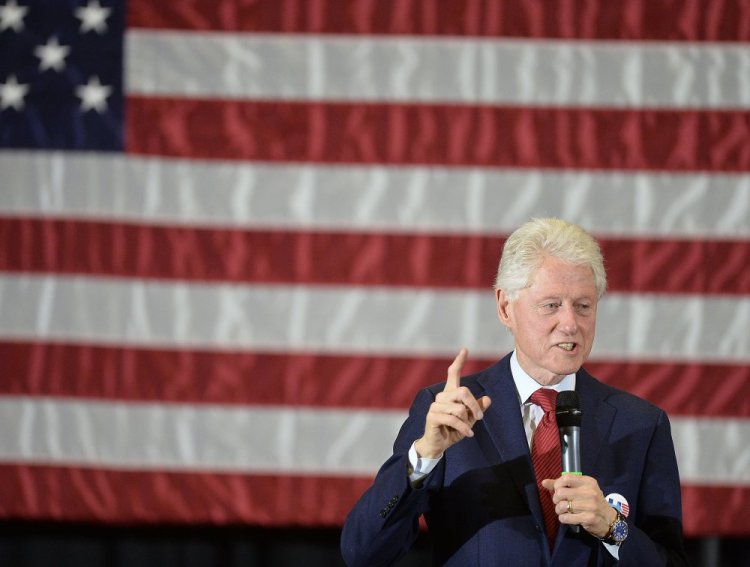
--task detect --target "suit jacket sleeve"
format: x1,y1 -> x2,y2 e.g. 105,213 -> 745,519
340,387 -> 441,567
617,409 -> 689,566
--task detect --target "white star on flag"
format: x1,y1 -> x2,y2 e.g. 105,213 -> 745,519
75,76 -> 112,113
0,0 -> 28,32
74,0 -> 111,34
0,74 -> 29,110
34,37 -> 71,72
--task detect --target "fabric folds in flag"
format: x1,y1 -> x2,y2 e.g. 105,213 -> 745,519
0,0 -> 749,537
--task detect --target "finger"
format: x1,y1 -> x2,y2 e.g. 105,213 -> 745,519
540,479 -> 556,493
432,401 -> 471,422
555,499 -> 586,523
428,411 -> 475,438
444,348 -> 468,391
544,480 -> 582,504
554,472 -> 587,491
555,496 -> 583,514
446,387 -> 484,421
548,482 -> 582,504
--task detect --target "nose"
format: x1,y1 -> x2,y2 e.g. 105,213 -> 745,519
557,303 -> 578,334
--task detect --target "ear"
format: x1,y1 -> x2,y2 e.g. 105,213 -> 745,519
496,288 -> 513,328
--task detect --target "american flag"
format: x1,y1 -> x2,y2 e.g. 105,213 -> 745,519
1,0 -> 748,537
607,495 -> 630,519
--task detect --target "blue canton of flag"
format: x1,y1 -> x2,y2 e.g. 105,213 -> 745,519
0,0 -> 123,150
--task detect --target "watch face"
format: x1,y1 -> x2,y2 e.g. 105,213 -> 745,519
613,520 -> 628,542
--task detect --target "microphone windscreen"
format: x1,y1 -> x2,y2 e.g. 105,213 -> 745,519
556,390 -> 582,427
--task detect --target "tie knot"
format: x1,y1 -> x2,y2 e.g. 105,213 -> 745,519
530,388 -> 557,413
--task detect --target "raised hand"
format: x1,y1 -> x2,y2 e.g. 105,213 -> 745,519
414,348 -> 492,459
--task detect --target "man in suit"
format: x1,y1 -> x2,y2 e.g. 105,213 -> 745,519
341,218 -> 688,566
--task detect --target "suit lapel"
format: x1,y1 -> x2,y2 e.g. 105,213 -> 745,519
576,370 -> 616,475
476,357 -> 546,528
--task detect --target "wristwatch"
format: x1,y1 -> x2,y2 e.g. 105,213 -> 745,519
600,509 -> 628,546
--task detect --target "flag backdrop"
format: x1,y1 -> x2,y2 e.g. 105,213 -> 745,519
1,0 -> 749,537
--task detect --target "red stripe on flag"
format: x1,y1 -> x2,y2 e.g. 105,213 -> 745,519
127,0 -> 750,42
586,361 -> 750,419
126,98 -> 750,173
2,341 -> 748,418
3,217 -> 748,295
0,464 -> 745,536
0,464 -> 370,526
682,484 -> 750,536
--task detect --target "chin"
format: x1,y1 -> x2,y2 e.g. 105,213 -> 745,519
550,358 -> 584,376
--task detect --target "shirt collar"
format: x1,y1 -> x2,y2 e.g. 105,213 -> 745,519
510,350 -> 576,405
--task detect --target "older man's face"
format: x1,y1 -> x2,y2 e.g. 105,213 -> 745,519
496,256 -> 599,386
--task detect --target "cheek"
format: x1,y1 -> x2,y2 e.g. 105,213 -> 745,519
578,324 -> 597,349
520,321 -> 549,345
581,317 -> 597,335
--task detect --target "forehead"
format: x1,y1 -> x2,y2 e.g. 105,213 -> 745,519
526,257 -> 598,296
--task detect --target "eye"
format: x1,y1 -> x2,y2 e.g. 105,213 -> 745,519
575,303 -> 592,314
540,302 -> 560,314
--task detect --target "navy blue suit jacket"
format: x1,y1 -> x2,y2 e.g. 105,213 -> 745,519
341,354 -> 688,566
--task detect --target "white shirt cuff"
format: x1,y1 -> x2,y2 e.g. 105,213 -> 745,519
603,540 -> 620,559
407,442 -> 442,484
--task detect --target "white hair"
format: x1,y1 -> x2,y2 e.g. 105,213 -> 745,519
493,217 -> 607,300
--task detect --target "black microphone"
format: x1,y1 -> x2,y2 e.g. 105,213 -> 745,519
556,390 -> 582,533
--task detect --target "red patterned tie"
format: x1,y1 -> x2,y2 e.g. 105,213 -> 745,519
530,388 -> 561,550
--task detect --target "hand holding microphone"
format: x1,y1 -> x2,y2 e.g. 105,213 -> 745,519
542,391 -> 619,541
556,391 -> 582,533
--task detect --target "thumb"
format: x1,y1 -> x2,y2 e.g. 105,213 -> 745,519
478,396 -> 492,413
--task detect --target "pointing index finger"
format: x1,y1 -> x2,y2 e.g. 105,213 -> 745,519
444,348 -> 468,391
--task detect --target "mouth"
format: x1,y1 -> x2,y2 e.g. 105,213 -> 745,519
557,342 -> 577,352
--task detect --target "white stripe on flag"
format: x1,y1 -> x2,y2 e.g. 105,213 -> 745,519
672,417 -> 750,486
0,397 -> 402,475
126,32 -> 750,109
3,152 -> 749,239
0,397 -> 747,485
1,275 -> 748,362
